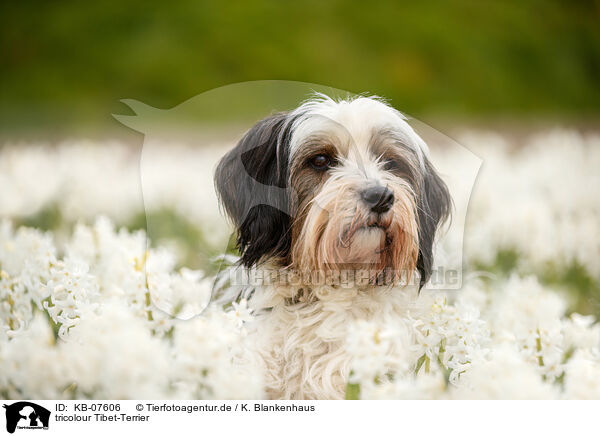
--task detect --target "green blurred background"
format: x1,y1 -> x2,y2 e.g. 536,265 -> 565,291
1,0 -> 599,139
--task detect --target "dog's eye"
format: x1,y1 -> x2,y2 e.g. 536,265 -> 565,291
382,158 -> 412,179
309,154 -> 332,170
382,159 -> 400,172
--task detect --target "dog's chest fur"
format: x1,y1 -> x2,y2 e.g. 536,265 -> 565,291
244,274 -> 422,399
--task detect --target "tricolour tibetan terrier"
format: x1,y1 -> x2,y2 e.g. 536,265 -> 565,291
215,94 -> 451,399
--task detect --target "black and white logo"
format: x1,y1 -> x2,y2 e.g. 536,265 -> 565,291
2,402 -> 50,434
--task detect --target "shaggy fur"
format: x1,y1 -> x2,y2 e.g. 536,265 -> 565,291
215,94 -> 451,399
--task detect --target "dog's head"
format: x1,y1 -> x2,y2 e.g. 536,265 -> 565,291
215,95 -> 451,288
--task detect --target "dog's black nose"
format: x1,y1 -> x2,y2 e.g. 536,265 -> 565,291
361,186 -> 394,213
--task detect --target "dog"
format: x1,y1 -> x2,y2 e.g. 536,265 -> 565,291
215,94 -> 451,399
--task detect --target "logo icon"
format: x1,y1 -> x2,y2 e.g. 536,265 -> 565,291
2,402 -> 50,433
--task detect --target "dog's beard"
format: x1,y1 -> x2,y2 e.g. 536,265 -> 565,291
291,174 -> 419,286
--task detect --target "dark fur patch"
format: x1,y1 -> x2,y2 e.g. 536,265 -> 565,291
214,112 -> 297,267
415,157 -> 452,288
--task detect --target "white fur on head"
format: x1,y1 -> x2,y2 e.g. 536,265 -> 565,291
289,93 -> 429,169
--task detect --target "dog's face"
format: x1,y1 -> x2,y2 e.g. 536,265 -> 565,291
215,95 -> 451,288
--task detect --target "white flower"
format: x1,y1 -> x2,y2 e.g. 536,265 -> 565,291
0,218 -> 263,399
562,350 -> 600,399
43,257 -> 100,340
226,298 -> 255,332
452,344 -> 558,399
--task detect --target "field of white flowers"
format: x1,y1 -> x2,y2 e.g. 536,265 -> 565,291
1,128 -> 599,399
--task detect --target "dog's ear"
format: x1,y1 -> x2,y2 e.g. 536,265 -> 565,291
416,157 -> 451,288
215,112 -> 294,267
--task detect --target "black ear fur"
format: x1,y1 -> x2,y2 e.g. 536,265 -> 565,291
214,112 -> 295,267
416,158 -> 452,289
